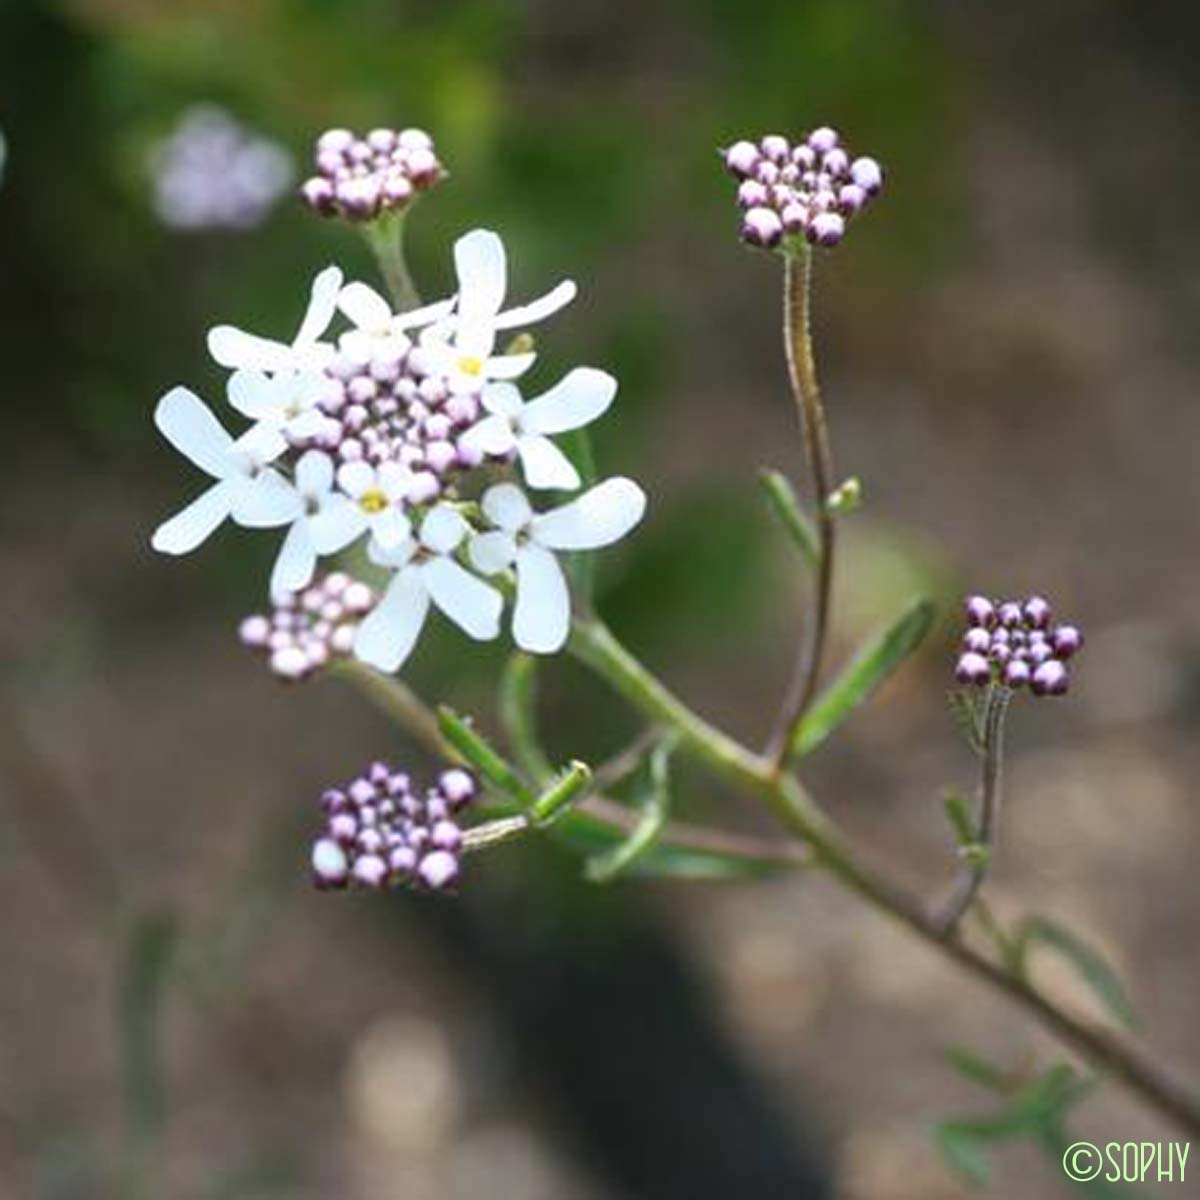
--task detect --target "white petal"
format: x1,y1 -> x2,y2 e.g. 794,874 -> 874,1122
377,459 -> 414,501
516,435 -> 581,490
483,352 -> 536,380
154,386 -> 233,479
481,382 -> 524,419
422,558 -> 502,640
207,326 -> 294,372
519,367 -> 616,435
530,477 -> 646,550
468,531 -> 517,575
295,449 -> 334,497
460,413 -> 516,457
308,494 -> 367,553
226,369 -> 276,420
230,471 -> 303,528
270,521 -> 317,595
370,507 -> 410,550
151,481 -> 232,555
513,544 -> 570,654
492,279 -> 578,331
231,423 -> 288,466
392,296 -> 456,330
353,569 -> 430,672
419,505 -> 468,554
367,534 -> 417,569
454,229 -> 507,325
481,482 -> 532,532
295,266 -> 343,346
336,281 -> 392,332
336,460 -> 373,499
287,408 -> 329,440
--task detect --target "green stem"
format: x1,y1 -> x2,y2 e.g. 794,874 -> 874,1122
498,652 -> 555,784
362,212 -> 419,312
767,247 -> 837,769
567,615 -> 1200,1137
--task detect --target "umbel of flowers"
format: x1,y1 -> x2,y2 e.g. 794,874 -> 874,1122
151,227 -> 647,675
954,594 -> 1084,696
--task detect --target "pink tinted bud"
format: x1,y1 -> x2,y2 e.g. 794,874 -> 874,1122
239,615 -> 271,648
781,203 -> 809,234
431,820 -> 462,852
311,838 -> 349,885
317,128 -> 355,155
838,184 -> 867,215
270,646 -> 309,680
723,140 -> 760,178
741,206 -> 783,248
418,850 -> 459,890
736,179 -> 769,209
406,147 -> 441,186
955,652 -> 991,685
439,768 -> 476,807
808,211 -> 845,247
759,134 -> 790,162
352,854 -> 389,888
1031,660 -> 1069,696
850,156 -> 883,194
1052,625 -> 1083,659
300,176 -> 337,214
808,126 -> 840,153
367,127 -> 397,152
823,147 -> 849,177
397,127 -> 433,152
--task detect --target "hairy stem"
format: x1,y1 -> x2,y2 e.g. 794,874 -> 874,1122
363,212 -> 419,312
767,248 -> 837,769
568,616 -> 1200,1137
936,686 -> 1012,935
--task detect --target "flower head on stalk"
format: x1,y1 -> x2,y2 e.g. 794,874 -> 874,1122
300,127 -> 445,222
239,572 -> 376,681
722,127 -> 884,250
311,762 -> 477,891
954,594 -> 1084,697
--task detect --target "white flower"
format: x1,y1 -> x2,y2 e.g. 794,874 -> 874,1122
416,229 -> 577,392
227,367 -> 332,445
306,460 -> 415,555
354,506 -> 503,672
207,265 -> 343,373
335,281 -> 455,360
150,386 -> 296,555
460,368 -> 616,490
469,479 -> 646,653
251,450 -> 351,596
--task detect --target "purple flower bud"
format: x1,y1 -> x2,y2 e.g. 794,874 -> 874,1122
736,179 -> 769,208
850,156 -> 883,195
1027,641 -> 1053,665
823,147 -> 849,177
997,602 -> 1023,628
352,854 -> 389,888
389,845 -> 417,875
1052,625 -> 1083,659
964,595 -> 995,627
1023,595 -> 1052,628
741,206 -> 783,248
955,652 -> 992,685
808,126 -> 840,154
1004,659 -> 1031,688
439,768 -> 476,808
990,642 -> 1012,665
759,134 -> 791,163
723,140 -> 760,178
300,176 -> 337,215
311,838 -> 349,886
808,212 -> 845,247
317,128 -> 355,156
838,183 -> 867,215
781,202 -> 809,234
431,820 -> 463,852
962,628 -> 991,654
239,614 -> 271,648
1031,659 -> 1069,696
328,813 -> 358,843
418,850 -> 459,890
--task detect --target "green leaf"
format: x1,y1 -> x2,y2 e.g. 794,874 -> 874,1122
935,1125 -> 991,1186
944,1046 -> 1010,1094
531,761 -> 592,826
436,708 -> 532,805
790,597 -> 936,757
1015,917 -> 1138,1031
498,653 -> 554,785
585,737 -> 674,882
948,689 -> 987,755
942,790 -> 977,846
759,468 -> 819,568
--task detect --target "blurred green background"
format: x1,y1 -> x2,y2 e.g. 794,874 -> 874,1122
2,1 -> 1200,1197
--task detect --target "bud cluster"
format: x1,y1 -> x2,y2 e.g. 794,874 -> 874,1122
300,127 -> 444,221
310,763 -> 478,892
722,127 -> 883,250
297,337 -> 485,498
239,572 -> 376,680
954,595 -> 1084,697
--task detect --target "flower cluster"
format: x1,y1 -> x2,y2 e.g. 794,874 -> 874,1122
151,229 -> 646,672
954,595 -> 1084,697
300,127 -> 444,221
150,105 -> 293,232
238,572 -> 376,681
722,127 -> 883,250
310,763 -> 477,891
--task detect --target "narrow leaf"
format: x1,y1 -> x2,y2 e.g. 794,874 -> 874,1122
944,1046 -> 1011,1094
791,597 -> 936,757
498,653 -> 554,785
948,689 -> 987,755
759,468 -> 819,568
585,738 -> 674,882
436,708 -> 532,805
935,1125 -> 991,1186
943,790 -> 977,846
1015,917 -> 1137,1030
531,761 -> 592,825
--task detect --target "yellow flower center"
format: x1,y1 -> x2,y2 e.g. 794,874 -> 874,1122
358,488 -> 388,514
457,354 -> 485,377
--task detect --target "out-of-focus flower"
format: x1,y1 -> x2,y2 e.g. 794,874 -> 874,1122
150,387 -> 294,554
208,266 -> 342,374
469,480 -> 646,653
239,572 -> 376,680
417,229 -> 577,391
353,506 -> 503,672
722,127 -> 884,250
310,762 -> 477,891
955,594 -> 1084,697
460,369 -> 617,490
150,104 -> 293,232
300,126 -> 445,222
